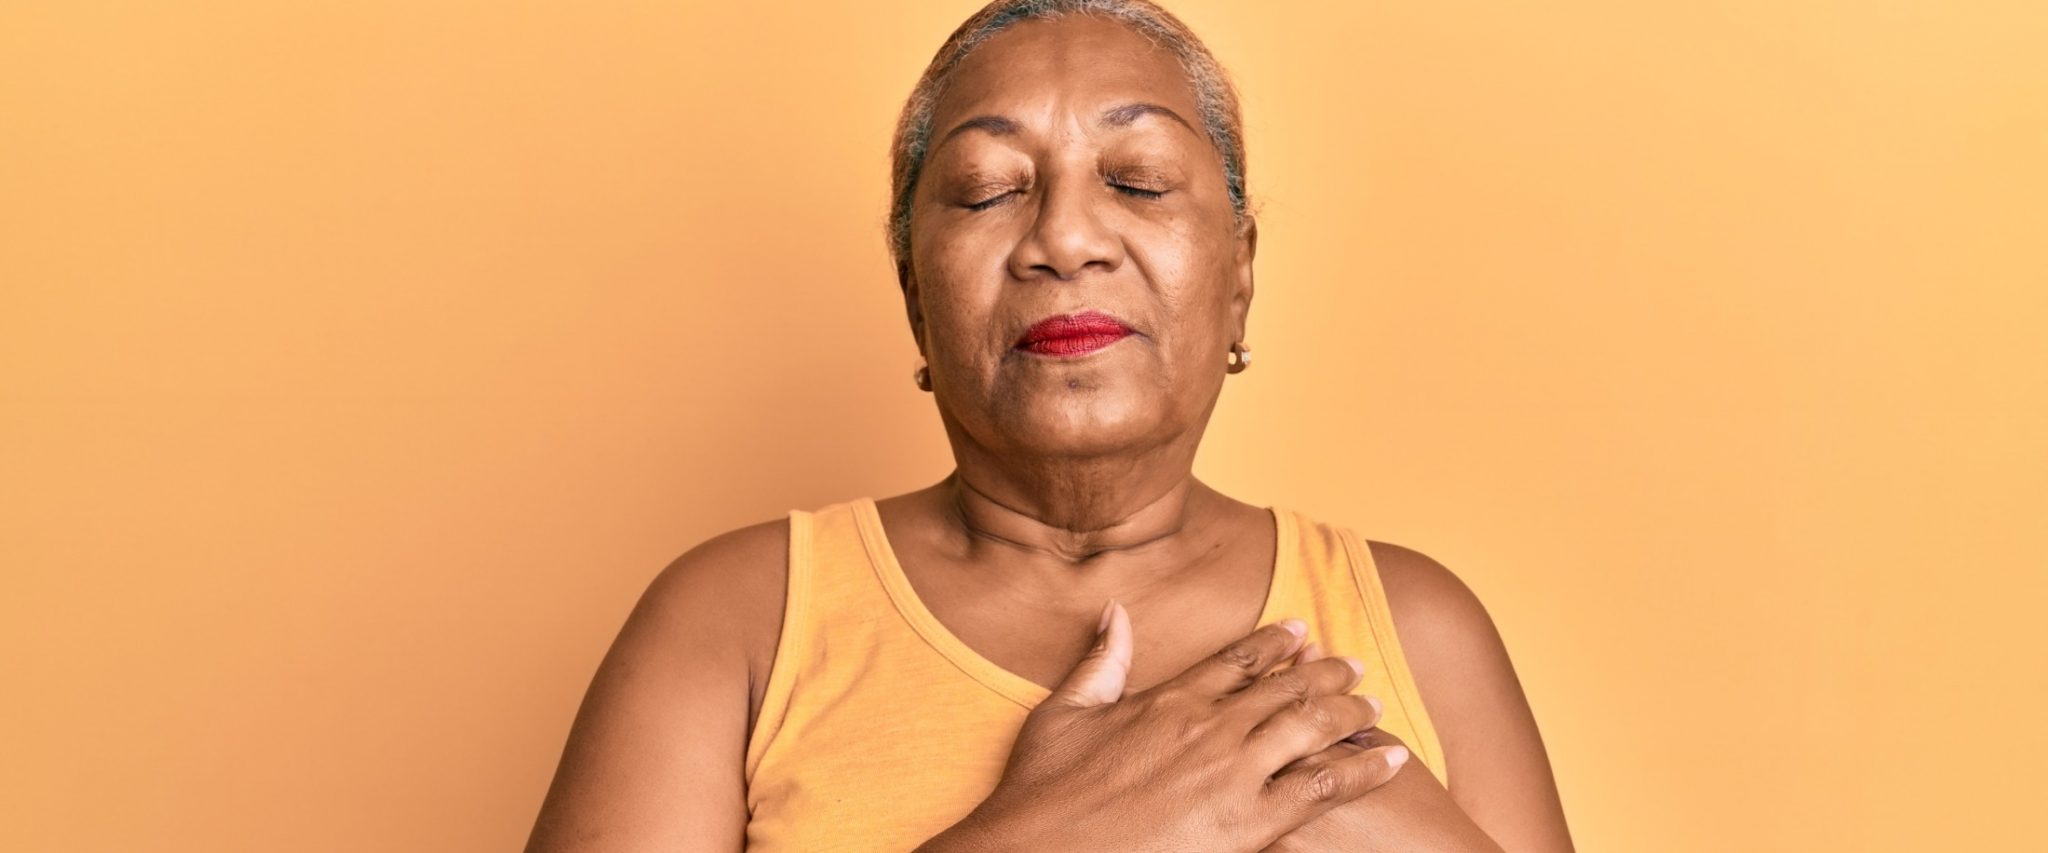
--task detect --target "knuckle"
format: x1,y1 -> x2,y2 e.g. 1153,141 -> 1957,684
1293,696 -> 1334,730
1216,641 -> 1263,672
1263,668 -> 1311,698
1304,765 -> 1344,803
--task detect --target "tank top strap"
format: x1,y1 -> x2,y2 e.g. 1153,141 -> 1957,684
1273,509 -> 1451,785
743,504 -> 814,783
744,499 -> 1030,841
744,498 -> 1027,789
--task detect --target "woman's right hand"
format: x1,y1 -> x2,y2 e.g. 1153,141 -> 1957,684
918,601 -> 1410,853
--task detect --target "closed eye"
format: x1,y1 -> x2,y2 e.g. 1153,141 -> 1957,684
963,182 -> 1164,212
964,191 -> 1015,212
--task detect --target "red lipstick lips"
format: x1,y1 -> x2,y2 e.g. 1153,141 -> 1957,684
1014,310 -> 1134,357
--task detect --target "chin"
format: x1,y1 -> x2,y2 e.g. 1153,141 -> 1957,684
1002,399 -> 1162,458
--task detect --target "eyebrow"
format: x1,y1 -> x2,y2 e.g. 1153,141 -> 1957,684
933,102 -> 1198,153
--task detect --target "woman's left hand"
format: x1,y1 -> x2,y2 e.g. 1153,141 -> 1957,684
1260,643 -> 1506,853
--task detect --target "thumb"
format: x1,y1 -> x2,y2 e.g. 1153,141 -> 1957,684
1043,600 -> 1133,709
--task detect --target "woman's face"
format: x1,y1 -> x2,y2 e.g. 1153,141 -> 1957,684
906,14 -> 1255,460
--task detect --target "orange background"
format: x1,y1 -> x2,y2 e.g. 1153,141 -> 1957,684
3,2 -> 2042,851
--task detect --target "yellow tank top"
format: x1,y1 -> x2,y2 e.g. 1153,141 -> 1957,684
742,497 -> 1447,850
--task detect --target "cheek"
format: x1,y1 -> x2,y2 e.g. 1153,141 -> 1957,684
1146,248 -> 1235,339
1130,204 -> 1234,294
932,246 -> 1011,308
915,262 -> 1004,366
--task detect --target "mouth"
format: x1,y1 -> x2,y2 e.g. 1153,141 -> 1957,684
1013,310 -> 1136,357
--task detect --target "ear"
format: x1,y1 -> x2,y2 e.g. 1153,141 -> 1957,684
1228,215 -> 1258,341
898,260 -> 926,353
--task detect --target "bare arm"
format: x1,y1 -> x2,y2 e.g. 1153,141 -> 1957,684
1375,541 -> 1574,851
524,521 -> 788,852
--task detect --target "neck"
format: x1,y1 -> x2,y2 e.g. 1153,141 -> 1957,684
938,457 -> 1218,566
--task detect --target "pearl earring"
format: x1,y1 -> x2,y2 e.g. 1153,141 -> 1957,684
1226,340 -> 1251,374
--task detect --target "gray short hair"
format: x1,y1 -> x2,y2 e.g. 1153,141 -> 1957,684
886,0 -> 1250,280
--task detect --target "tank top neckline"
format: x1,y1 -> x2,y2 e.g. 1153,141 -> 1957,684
847,495 -> 1301,709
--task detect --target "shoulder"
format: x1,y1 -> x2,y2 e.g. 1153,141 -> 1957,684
525,514 -> 794,848
1365,540 -> 1575,848
639,515 -> 792,685
1365,540 -> 1505,669
646,516 -> 790,614
1363,540 -> 1517,747
1363,539 -> 1517,738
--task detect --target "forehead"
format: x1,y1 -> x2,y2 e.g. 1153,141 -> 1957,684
930,15 -> 1201,139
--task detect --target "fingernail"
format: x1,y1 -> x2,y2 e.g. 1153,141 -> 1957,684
1278,618 -> 1307,638
1098,600 -> 1116,633
1385,745 -> 1409,768
1366,695 -> 1382,715
1342,657 -> 1365,678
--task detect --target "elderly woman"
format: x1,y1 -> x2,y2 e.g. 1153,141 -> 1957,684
527,2 -> 1571,851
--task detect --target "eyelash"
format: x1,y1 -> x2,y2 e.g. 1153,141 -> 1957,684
964,193 -> 1011,212
964,181 -> 1166,211
1114,183 -> 1166,201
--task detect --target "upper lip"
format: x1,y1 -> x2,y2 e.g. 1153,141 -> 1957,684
1014,310 -> 1135,346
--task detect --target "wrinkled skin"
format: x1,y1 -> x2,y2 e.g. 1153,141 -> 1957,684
895,14 -> 1499,853
902,16 -> 1252,502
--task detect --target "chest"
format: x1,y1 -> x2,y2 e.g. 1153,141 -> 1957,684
742,499 -> 1453,848
897,541 -> 1280,695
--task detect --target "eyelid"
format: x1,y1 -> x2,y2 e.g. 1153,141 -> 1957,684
965,191 -> 1015,211
958,171 -> 1030,210
1104,165 -> 1175,202
955,168 -> 1170,211
1105,164 -> 1175,186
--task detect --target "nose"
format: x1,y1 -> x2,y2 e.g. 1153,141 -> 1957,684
1006,170 -> 1125,282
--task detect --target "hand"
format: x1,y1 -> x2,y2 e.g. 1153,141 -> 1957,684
1260,643 -> 1504,853
919,602 -> 1411,853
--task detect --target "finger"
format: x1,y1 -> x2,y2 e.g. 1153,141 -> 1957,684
1294,640 -> 1323,666
1154,617 -> 1309,698
1245,693 -> 1386,770
1273,738 -> 1364,777
1262,742 -> 1411,823
1279,727 -> 1399,778
1232,656 -> 1367,715
1040,600 -> 1134,710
